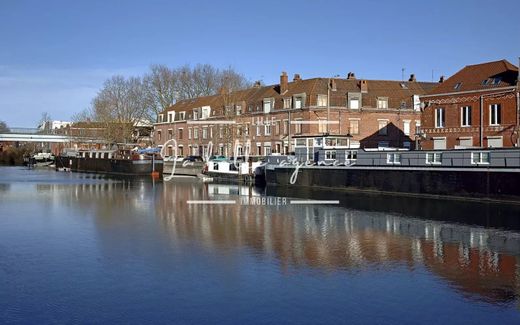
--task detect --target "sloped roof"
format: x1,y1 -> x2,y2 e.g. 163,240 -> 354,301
427,59 -> 518,95
162,76 -> 436,114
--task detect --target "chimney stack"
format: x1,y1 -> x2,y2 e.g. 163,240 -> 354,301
280,72 -> 288,93
253,80 -> 262,88
360,80 -> 368,93
408,74 -> 416,82
439,75 -> 445,83
293,74 -> 301,82
347,72 -> 356,80
330,78 -> 337,91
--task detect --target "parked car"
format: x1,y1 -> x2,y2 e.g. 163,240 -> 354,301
183,155 -> 204,162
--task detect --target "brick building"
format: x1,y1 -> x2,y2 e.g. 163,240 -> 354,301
420,60 -> 520,150
154,72 -> 436,157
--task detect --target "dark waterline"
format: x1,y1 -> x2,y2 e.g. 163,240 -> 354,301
1,167 -> 520,324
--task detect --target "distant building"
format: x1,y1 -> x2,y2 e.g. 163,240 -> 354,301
38,120 -> 72,131
420,60 -> 520,150
154,72 -> 435,157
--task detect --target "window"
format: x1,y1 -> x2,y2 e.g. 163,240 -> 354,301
349,97 -> 360,109
453,82 -> 462,90
403,120 -> 410,136
283,98 -> 292,109
294,118 -> 302,134
482,79 -> 489,85
433,138 -> 446,150
157,130 -> 162,141
325,150 -> 336,160
168,112 -> 174,122
275,121 -> 280,135
265,122 -> 271,136
168,129 -> 173,139
219,127 -> 223,139
244,124 -> 249,136
461,106 -> 471,127
318,119 -> 327,133
188,128 -> 192,139
487,137 -> 503,148
471,152 -> 490,164
349,119 -> 359,135
489,104 -> 501,125
294,97 -> 303,109
193,128 -> 198,139
201,106 -> 211,119
435,108 -> 445,128
193,109 -> 199,120
256,121 -> 261,136
459,137 -> 472,147
202,127 -> 208,139
236,105 -> 242,116
178,128 -> 183,140
386,153 -> 401,164
377,97 -> 388,109
378,120 -> 388,135
492,77 -> 501,85
179,112 -> 186,120
263,98 -> 273,113
158,114 -> 164,123
264,146 -> 272,155
283,119 -> 288,135
317,95 -> 328,107
426,152 -> 442,164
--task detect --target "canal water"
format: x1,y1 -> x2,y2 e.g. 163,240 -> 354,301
1,166 -> 520,324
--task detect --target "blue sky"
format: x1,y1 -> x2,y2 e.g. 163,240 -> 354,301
1,0 -> 519,127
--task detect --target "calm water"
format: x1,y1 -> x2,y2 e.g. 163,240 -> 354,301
1,167 -> 520,324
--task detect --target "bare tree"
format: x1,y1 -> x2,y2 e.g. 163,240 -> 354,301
92,75 -> 147,144
38,112 -> 52,131
143,64 -> 178,122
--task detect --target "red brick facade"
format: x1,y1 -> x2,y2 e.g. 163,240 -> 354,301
420,60 -> 519,150
154,73 -> 433,156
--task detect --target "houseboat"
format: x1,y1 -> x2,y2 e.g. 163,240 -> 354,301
56,148 -> 163,176
264,134 -> 520,202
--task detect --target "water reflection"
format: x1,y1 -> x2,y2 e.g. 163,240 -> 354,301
17,177 -> 520,305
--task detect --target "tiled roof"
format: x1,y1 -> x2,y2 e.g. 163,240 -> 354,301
427,59 -> 519,95
162,76 -> 436,115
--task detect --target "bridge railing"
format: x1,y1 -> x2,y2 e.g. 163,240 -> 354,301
2,127 -> 62,135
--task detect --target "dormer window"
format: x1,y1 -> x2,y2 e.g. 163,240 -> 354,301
283,98 -> 292,109
263,98 -> 274,113
179,112 -> 186,120
482,79 -> 489,85
377,97 -> 388,109
492,77 -> 501,85
236,105 -> 242,116
317,95 -> 328,107
453,82 -> 462,90
158,114 -> 164,123
193,109 -> 199,120
347,92 -> 361,109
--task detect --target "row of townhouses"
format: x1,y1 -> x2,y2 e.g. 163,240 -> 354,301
153,60 -> 520,156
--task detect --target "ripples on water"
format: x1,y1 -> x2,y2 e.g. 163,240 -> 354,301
1,166 -> 520,324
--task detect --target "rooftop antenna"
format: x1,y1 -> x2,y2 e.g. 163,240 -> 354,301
401,68 -> 405,82
431,69 -> 434,82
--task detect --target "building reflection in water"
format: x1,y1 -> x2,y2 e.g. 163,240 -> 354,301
35,179 -> 520,305
156,181 -> 520,305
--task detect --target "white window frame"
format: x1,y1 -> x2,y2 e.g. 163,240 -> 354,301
386,153 -> 401,164
471,152 -> 490,165
403,120 -> 410,136
317,94 -> 328,107
377,97 -> 388,109
461,106 -> 471,127
426,152 -> 442,165
283,98 -> 292,109
435,108 -> 445,128
489,104 -> 501,126
325,150 -> 336,160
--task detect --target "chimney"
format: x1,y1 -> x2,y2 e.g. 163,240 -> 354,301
360,80 -> 368,93
330,78 -> 337,91
293,74 -> 301,82
253,81 -> 262,88
280,72 -> 288,93
347,72 -> 356,80
439,75 -> 445,83
408,74 -> 416,82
